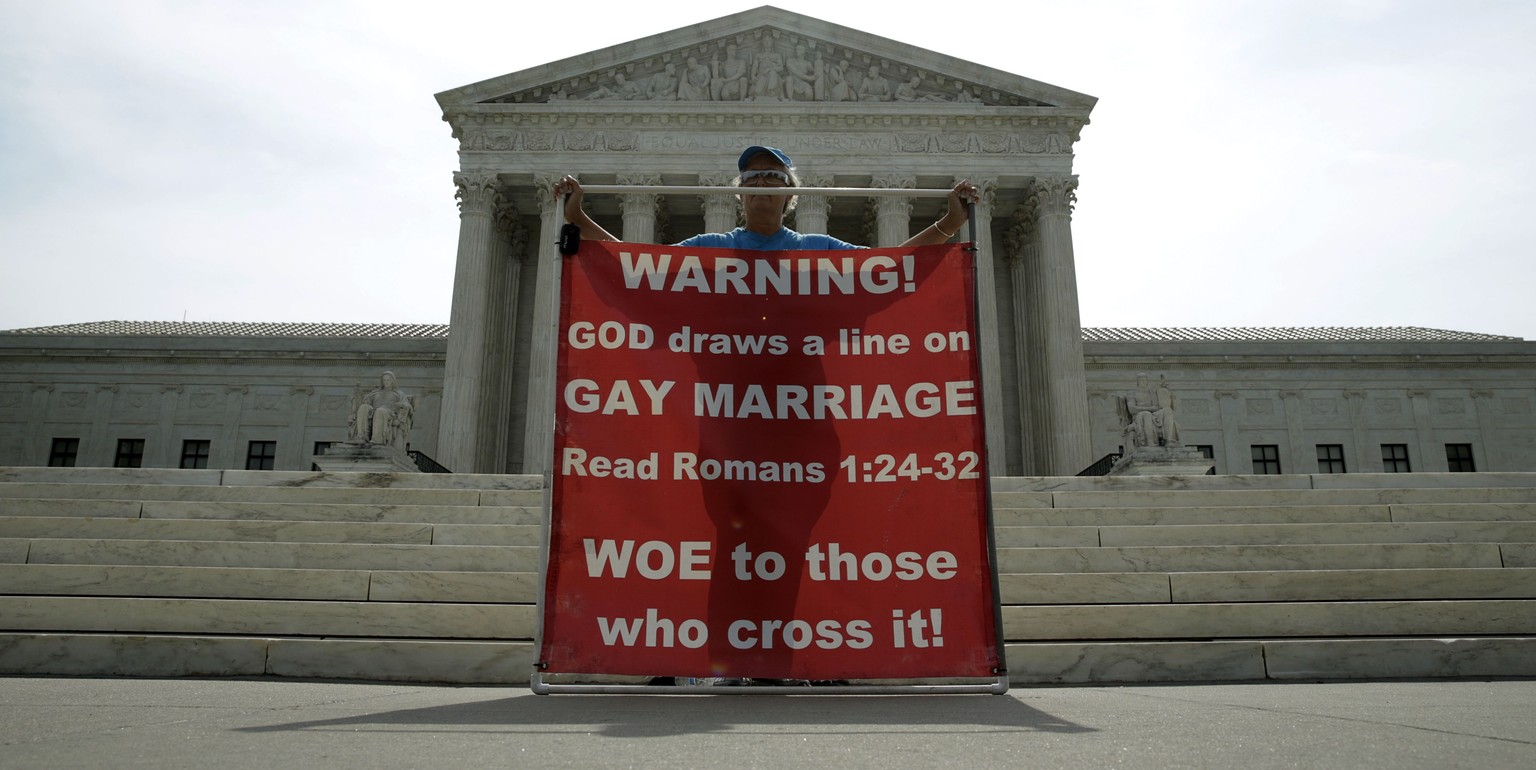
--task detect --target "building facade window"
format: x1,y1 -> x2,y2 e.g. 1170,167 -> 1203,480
246,440 -> 277,471
48,438 -> 80,467
114,439 -> 146,468
180,440 -> 210,469
313,441 -> 333,457
1195,445 -> 1215,459
1445,443 -> 1476,472
1382,444 -> 1412,473
1251,445 -> 1282,474
1316,444 -> 1347,474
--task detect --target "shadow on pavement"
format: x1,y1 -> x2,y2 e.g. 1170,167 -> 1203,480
238,693 -> 1096,738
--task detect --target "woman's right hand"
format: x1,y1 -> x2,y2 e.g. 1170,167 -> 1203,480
553,175 -> 584,223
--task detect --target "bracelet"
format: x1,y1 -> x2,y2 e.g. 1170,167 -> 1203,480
932,221 -> 957,239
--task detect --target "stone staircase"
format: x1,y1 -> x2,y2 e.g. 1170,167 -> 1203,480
2,467 -> 1533,684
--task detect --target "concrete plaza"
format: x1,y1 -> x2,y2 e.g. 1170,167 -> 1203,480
1,677 -> 1532,768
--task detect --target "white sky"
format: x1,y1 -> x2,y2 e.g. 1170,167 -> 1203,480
2,1 -> 1533,338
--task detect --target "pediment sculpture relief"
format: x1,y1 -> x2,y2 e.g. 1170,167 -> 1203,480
496,31 -> 1048,107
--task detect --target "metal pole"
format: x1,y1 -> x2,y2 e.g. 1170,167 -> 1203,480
573,184 -> 956,198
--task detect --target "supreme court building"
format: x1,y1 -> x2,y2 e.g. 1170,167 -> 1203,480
2,7 -> 1534,477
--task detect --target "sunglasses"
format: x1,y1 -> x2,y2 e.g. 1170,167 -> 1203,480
739,169 -> 793,187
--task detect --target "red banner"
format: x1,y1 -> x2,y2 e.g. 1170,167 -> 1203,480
539,240 -> 1000,681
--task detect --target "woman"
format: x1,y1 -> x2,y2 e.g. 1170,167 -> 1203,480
552,145 -> 977,249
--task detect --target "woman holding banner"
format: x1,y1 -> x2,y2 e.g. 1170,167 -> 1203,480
552,145 -> 978,250
550,147 -> 980,686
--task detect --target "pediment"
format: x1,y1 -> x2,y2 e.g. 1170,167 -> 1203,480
436,6 -> 1096,112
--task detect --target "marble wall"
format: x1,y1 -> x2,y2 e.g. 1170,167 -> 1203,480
4,332 -> 1532,474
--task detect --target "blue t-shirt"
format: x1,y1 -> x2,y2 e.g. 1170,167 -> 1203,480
675,227 -> 864,251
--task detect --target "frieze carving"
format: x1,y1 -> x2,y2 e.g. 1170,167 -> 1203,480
492,31 -> 1049,108
1245,398 -> 1274,415
462,126 -> 1069,156
1435,397 -> 1466,414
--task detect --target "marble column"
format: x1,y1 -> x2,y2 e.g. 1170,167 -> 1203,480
24,385 -> 51,465
1216,390 -> 1243,474
218,385 -> 247,469
85,384 -> 118,467
482,203 -> 526,474
1280,390 -> 1307,473
1344,389 -> 1369,473
793,173 -> 833,235
438,172 -> 502,474
960,178 -> 1006,475
522,174 -> 565,475
148,385 -> 181,468
1028,175 -> 1092,475
1471,390 -> 1496,471
283,386 -> 312,470
870,175 -> 913,248
618,174 -> 661,243
1407,388 -> 1439,471
691,172 -> 730,236
1003,211 -> 1042,475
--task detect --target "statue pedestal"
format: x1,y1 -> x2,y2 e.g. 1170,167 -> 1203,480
1108,445 -> 1214,476
313,442 -> 419,473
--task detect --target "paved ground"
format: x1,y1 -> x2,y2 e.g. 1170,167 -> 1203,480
1,677 -> 1533,768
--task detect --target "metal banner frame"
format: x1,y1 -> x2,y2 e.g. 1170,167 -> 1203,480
531,184 -> 1006,695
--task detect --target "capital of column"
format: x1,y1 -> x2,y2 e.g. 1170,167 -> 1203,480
958,176 -> 997,211
454,171 -> 503,216
1002,206 -> 1036,259
534,173 -> 562,216
1029,174 -> 1079,218
617,173 -> 662,214
495,201 -> 529,259
871,175 -> 914,219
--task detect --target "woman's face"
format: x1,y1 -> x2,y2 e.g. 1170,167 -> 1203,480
740,154 -> 792,219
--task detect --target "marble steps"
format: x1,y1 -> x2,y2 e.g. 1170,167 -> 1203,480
0,516 -> 541,547
994,542 -> 1515,572
3,632 -> 1531,684
4,468 -> 1536,684
0,498 -> 543,525
7,536 -> 1521,575
999,568 -> 1536,604
8,538 -> 538,572
6,563 -> 1531,605
0,564 -> 535,602
0,596 -> 524,639
6,511 -> 1531,551
0,481 -> 544,508
994,501 -> 1536,527
994,485 -> 1536,510
992,521 -> 1536,548
3,595 -> 1531,643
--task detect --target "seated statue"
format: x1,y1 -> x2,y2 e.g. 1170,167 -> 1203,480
349,371 -> 416,452
1117,373 -> 1179,449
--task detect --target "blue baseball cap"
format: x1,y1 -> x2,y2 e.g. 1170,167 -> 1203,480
737,145 -> 793,171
